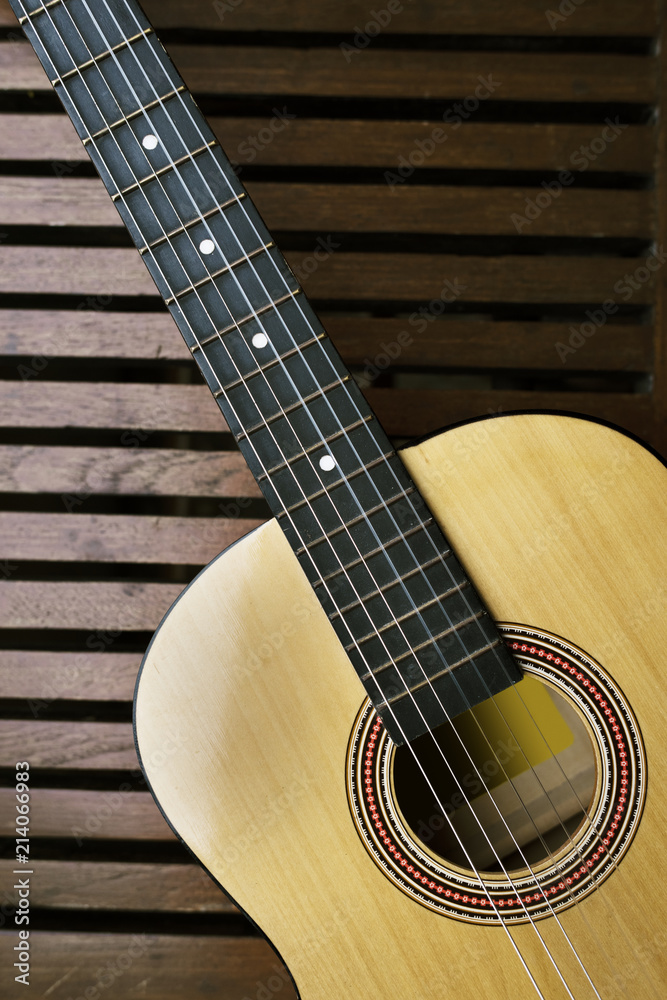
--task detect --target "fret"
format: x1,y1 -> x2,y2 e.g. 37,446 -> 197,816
141,196 -> 246,256
239,369 -> 352,441
163,242 -> 272,308
324,519 -> 437,592
112,141 -> 217,202
18,0 -> 61,24
294,487 -> 420,554
216,332 -> 326,398
325,553 -> 444,616
85,85 -> 188,144
276,448 -> 392,518
366,610 -> 487,671
54,28 -> 154,86
213,290 -> 302,343
347,578 -> 470,649
386,638 -> 505,705
257,414 -> 373,482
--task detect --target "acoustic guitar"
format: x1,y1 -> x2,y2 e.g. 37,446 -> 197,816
11,1 -> 667,997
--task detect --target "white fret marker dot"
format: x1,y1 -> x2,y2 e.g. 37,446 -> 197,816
142,134 -> 159,150
252,333 -> 268,349
200,239 -> 216,255
319,455 -> 336,472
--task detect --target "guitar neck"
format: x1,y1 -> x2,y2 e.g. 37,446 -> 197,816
12,0 -> 521,743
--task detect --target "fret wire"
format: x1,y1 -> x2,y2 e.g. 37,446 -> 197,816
37,5 -> 616,960
36,0 -> 520,764
385,639 -> 504,704
323,554 -> 445,613
141,195 -> 246,255
294,486 -> 420,553
257,412 -> 372,481
346,577 -> 471,647
211,290 -> 302,346
276,449 -> 394,517
165,242 -> 273,307
112,140 -> 217,201
319,518 -> 438,586
84,85 -> 188,144
238,371 -> 355,440
361,609 -> 488,667
220,332 -> 326,397
54,27 -> 154,85
18,0 -> 60,23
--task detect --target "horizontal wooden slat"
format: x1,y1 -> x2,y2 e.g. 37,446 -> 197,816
0,40 -> 656,103
0,581 -> 183,630
0,786 -> 175,838
0,932 -> 296,1000
0,115 -> 653,173
367,388 -> 654,441
0,175 -> 653,237
0,650 -> 140,700
0,246 -> 657,303
1,380 -> 228,432
0,311 -> 653,371
0,720 -> 138,768
0,513 -> 262,563
0,860 -> 233,912
0,0 -> 656,35
0,446 -> 260,496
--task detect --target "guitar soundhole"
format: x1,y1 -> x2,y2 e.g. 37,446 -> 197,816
392,678 -> 598,873
346,624 -> 646,924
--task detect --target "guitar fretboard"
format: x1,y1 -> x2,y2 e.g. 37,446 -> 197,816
12,0 -> 522,744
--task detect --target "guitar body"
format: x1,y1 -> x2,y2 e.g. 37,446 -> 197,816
134,412 -> 667,999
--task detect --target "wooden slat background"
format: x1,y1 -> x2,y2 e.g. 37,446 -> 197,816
0,0 -> 665,996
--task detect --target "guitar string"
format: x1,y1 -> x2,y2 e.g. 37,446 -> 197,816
40,1 -> 620,992
24,7 -> 559,995
83,13 -> 658,990
30,2 -> 638,994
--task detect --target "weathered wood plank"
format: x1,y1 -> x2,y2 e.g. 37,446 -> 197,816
0,246 -> 657,303
0,650 -> 141,700
0,932 -> 296,1000
0,115 -> 654,173
1,381 -> 228,433
0,581 -> 183,630
0,175 -> 653,237
0,40 -> 656,103
0,0 -> 658,35
0,720 -> 139,768
0,446 -> 261,496
0,514 -> 262,563
0,860 -> 234,912
0,786 -> 175,838
0,311 -> 653,371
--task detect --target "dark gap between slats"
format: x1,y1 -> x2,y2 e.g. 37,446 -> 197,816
0,629 -> 154,652
0,837 -> 194,864
0,698 -> 135,722
3,563 -> 204,582
0,908 -> 255,935
0,25 -> 657,53
0,768 -> 174,791
0,494 -> 271,517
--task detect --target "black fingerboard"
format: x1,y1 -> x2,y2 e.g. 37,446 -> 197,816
11,0 -> 522,744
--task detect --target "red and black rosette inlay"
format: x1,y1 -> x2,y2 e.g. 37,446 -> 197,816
346,625 -> 645,924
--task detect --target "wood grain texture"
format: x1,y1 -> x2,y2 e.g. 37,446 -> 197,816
0,246 -> 656,303
0,310 -> 653,371
0,40 -> 656,103
0,175 -> 653,237
0,581 -> 183,630
0,720 -> 138,768
0,932 -> 297,1000
135,412 -> 667,999
0,115 -> 654,172
0,0 -> 654,35
0,513 -> 262,563
0,446 -> 260,496
0,860 -> 234,912
0,650 -> 141,700
0,786 -> 175,838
